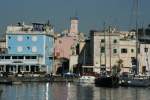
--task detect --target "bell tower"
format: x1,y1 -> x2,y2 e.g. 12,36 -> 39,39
69,17 -> 79,36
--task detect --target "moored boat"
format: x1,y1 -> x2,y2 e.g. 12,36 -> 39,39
0,80 -> 12,85
95,75 -> 119,87
120,74 -> 150,87
77,75 -> 96,84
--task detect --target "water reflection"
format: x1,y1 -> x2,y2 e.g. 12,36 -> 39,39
0,83 -> 150,100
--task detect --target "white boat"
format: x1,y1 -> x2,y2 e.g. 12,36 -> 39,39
77,76 -> 95,84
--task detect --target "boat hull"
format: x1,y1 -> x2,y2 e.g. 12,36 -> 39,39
95,76 -> 119,87
120,79 -> 150,87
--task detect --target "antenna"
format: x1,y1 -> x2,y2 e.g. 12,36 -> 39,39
75,10 -> 78,18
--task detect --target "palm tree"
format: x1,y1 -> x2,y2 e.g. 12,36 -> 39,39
112,59 -> 123,76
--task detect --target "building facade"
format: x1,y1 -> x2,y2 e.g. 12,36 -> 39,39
90,29 -> 120,74
90,28 -> 150,75
0,22 -> 54,74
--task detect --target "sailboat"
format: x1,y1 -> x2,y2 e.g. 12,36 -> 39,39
95,26 -> 119,87
120,0 -> 150,87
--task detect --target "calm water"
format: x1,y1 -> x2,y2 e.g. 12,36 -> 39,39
0,82 -> 150,100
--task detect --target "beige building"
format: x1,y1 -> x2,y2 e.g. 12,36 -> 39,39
119,39 -> 136,73
90,28 -> 150,75
90,28 -> 120,74
90,29 -> 150,74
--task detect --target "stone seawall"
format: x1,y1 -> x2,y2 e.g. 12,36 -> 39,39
0,76 -> 78,83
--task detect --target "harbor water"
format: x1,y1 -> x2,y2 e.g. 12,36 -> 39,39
0,82 -> 150,100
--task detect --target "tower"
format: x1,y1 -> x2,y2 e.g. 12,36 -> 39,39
69,17 -> 79,36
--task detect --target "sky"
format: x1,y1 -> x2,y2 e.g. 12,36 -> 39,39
0,0 -> 150,35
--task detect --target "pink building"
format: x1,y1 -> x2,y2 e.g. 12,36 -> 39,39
55,17 -> 79,59
55,36 -> 78,59
53,17 -> 79,74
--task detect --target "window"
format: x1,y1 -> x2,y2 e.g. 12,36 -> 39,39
12,56 -> 17,59
11,66 -> 13,71
27,46 -> 30,50
59,40 -> 62,44
26,66 -> 29,71
121,48 -> 127,53
131,49 -> 134,53
8,46 -> 11,50
138,48 -> 140,53
25,56 -> 30,59
18,56 -> 24,59
1,56 -> 4,59
113,49 -> 117,53
5,56 -> 11,59
113,39 -> 117,43
101,47 -> 105,53
101,39 -> 105,43
31,56 -> 36,59
144,48 -> 148,53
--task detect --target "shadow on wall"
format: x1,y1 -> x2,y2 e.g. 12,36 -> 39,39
56,57 -> 69,75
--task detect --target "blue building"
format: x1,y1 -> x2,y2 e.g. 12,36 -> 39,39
0,22 -> 54,75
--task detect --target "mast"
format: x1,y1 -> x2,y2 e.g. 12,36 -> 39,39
135,0 -> 139,74
104,22 -> 107,72
109,26 -> 112,74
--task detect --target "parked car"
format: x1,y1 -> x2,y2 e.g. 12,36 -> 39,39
63,72 -> 77,78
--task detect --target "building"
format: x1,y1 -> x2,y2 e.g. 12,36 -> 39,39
54,17 -> 80,74
119,39 -> 136,73
0,22 -> 54,75
0,36 -> 6,54
89,26 -> 150,75
90,28 -> 120,74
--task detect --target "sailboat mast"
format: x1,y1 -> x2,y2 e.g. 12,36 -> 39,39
109,26 -> 112,74
104,22 -> 106,72
135,0 -> 139,74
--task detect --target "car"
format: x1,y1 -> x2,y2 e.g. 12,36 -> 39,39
63,72 -> 77,78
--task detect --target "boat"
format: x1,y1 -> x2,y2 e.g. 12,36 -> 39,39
120,74 -> 150,87
77,75 -> 95,84
12,81 -> 22,85
0,80 -> 12,85
95,75 -> 119,87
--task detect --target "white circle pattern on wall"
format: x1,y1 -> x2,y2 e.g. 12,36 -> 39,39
32,36 -> 37,42
32,46 -> 37,52
17,36 -> 23,42
17,46 -> 23,52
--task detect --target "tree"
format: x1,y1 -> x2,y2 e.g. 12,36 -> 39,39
112,59 -> 123,76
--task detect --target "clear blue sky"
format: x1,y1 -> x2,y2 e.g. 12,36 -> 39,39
0,0 -> 149,34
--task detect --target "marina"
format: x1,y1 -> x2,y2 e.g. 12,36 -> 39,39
0,0 -> 150,99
